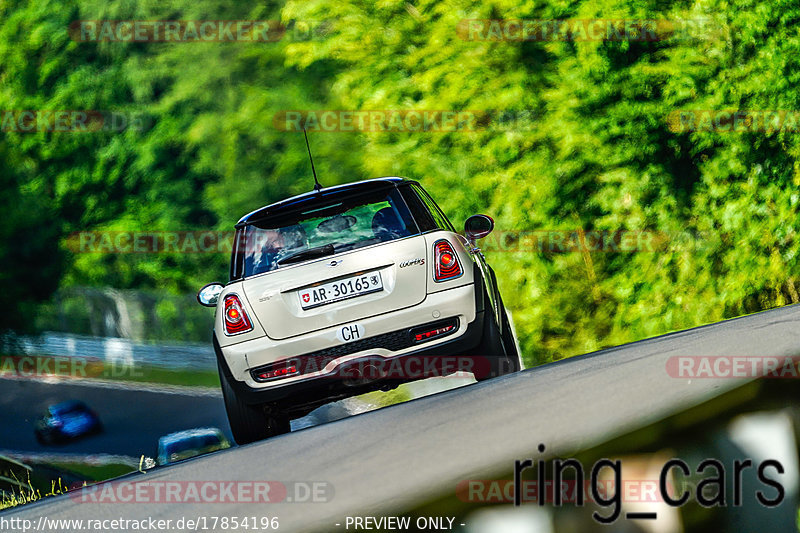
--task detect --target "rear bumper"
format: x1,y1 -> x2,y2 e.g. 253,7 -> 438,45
214,282 -> 487,413
214,308 -> 486,413
220,283 -> 479,383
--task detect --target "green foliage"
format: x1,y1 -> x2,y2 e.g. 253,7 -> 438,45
281,0 -> 800,363
3,0 -> 800,364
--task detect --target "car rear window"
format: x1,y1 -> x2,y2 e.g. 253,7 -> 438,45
233,187 -> 420,278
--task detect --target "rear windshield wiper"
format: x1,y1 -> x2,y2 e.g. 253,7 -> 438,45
276,243 -> 336,266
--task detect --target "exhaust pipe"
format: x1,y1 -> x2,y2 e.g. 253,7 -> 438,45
341,361 -> 385,387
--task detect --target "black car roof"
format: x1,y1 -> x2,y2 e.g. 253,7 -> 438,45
236,177 -> 416,227
50,400 -> 88,414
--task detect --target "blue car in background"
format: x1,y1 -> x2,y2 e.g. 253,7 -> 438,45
34,401 -> 102,445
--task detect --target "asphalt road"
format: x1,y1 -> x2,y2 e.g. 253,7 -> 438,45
0,378 -> 388,458
8,304 -> 800,532
0,380 -> 231,457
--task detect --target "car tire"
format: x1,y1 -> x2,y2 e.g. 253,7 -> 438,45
475,292 -> 521,381
218,360 -> 290,445
498,305 -> 523,373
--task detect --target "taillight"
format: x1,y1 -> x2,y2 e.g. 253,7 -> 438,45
433,239 -> 463,282
223,294 -> 253,335
255,365 -> 298,382
413,323 -> 456,343
252,360 -> 300,382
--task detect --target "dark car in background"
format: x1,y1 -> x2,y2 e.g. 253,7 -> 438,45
156,427 -> 231,466
34,401 -> 102,445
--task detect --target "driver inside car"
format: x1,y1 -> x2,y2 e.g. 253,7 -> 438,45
247,228 -> 283,275
372,206 -> 408,241
247,225 -> 308,275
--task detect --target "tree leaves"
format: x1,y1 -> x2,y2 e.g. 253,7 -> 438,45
3,0 -> 800,363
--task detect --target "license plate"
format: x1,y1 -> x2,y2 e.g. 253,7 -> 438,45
299,272 -> 383,310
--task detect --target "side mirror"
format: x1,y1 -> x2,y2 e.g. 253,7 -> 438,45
464,214 -> 494,245
197,283 -> 224,307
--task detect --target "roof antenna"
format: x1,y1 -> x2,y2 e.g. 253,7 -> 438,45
303,127 -> 322,192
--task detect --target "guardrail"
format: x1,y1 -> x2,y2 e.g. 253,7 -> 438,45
14,332 -> 215,371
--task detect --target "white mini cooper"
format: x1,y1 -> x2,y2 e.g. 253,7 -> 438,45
198,178 -> 521,444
